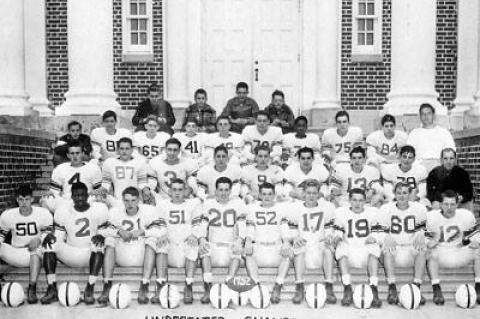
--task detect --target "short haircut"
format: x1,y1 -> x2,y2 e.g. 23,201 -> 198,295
185,117 -> 199,126
71,182 -> 88,193
259,182 -> 275,193
255,110 -> 270,121
236,82 -> 249,91
297,147 -> 314,158
216,176 -> 232,189
117,137 -> 133,147
102,110 -> 117,122
381,114 -> 396,126
303,179 -> 321,191
271,90 -> 284,99
67,121 -> 82,130
67,140 -> 83,151
165,137 -> 181,148
294,116 -> 308,126
441,189 -> 459,203
399,145 -> 416,157
440,147 -> 456,158
194,88 -> 207,97
16,185 -> 33,197
335,110 -> 350,122
255,145 -> 271,155
214,145 -> 229,156
216,116 -> 230,125
349,188 -> 366,199
145,115 -> 159,125
419,103 -> 435,114
122,186 -> 140,198
394,181 -> 411,194
148,83 -> 160,92
350,146 -> 366,158
170,178 -> 185,187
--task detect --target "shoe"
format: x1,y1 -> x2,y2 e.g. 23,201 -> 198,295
325,282 -> 337,304
432,284 -> 444,305
27,283 -> 38,304
200,282 -> 212,304
138,282 -> 149,304
150,281 -> 165,304
83,283 -> 95,305
341,284 -> 353,306
414,282 -> 426,305
97,281 -> 112,305
270,283 -> 282,304
387,283 -> 398,305
292,282 -> 304,304
40,283 -> 58,305
371,285 -> 382,308
184,283 -> 193,304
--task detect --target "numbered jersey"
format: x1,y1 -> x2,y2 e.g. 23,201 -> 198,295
105,204 -> 160,235
284,163 -> 329,188
321,126 -> 363,163
148,157 -> 198,195
197,164 -> 242,196
333,164 -> 381,198
51,162 -> 102,199
54,202 -> 109,247
202,198 -> 247,243
287,199 -> 335,242
282,133 -> 321,155
381,163 -> 427,200
366,130 -> 407,163
242,125 -> 283,153
246,203 -> 290,242
133,131 -> 170,159
380,202 -> 427,245
90,127 -> 132,160
173,132 -> 208,159
241,165 -> 284,195
0,207 -> 53,248
101,157 -> 149,198
157,198 -> 202,243
334,206 -> 381,246
426,208 -> 476,248
206,132 -> 244,152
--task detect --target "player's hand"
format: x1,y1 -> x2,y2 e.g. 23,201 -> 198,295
118,230 -> 132,242
426,238 -> 439,249
142,188 -> 156,206
383,235 -> 397,254
413,232 -> 426,251
130,230 -> 144,240
157,234 -> 169,248
185,235 -> 198,248
293,236 -> 307,249
243,240 -> 253,256
42,233 -> 57,249
27,237 -> 41,252
198,239 -> 210,256
91,234 -> 105,247
280,242 -> 293,258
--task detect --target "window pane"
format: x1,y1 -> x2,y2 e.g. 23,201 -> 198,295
130,3 -> 137,15
139,19 -> 147,30
358,19 -> 365,31
359,3 -> 366,15
366,19 -> 374,31
367,3 -> 375,15
131,32 -> 138,45
366,33 -> 374,45
139,3 -> 146,15
140,32 -> 147,45
131,19 -> 138,31
358,33 -> 365,45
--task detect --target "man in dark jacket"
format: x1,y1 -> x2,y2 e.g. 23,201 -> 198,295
220,82 -> 259,133
427,147 -> 473,210
264,90 -> 295,134
182,88 -> 216,133
132,83 -> 176,134
53,121 -> 92,166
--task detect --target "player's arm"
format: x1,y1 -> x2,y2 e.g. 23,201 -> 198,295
49,167 -> 63,198
368,210 -> 389,244
0,215 -> 10,245
100,159 -> 114,192
90,129 -> 103,160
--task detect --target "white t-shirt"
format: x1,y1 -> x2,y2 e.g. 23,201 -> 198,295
406,126 -> 455,160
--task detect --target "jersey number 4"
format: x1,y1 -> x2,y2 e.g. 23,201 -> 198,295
68,172 -> 81,185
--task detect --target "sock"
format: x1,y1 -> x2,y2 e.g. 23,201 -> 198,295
47,274 -> 56,285
475,277 -> 480,283
431,279 -> 440,285
387,277 -> 396,285
142,278 -> 149,284
369,276 -> 378,286
203,272 -> 212,283
156,278 -> 167,285
342,274 -> 351,286
413,278 -> 422,285
88,275 -> 97,285
275,277 -> 284,285
185,277 -> 194,285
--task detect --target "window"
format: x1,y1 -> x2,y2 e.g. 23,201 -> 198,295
122,0 -> 154,62
351,0 -> 383,62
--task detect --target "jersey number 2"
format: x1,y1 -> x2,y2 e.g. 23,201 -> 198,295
75,218 -> 90,237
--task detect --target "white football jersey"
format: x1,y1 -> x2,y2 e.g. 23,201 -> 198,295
202,198 -> 247,243
426,208 -> 476,248
148,157 -> 198,195
133,131 -> 170,159
0,207 -> 53,248
103,204 -> 161,236
51,162 -> 102,199
333,163 -> 381,198
90,127 -> 132,160
157,198 -> 202,243
366,130 -> 408,163
54,202 -> 109,247
282,133 -> 321,154
206,132 -> 244,151
102,157 -> 149,198
381,163 -> 427,200
197,164 -> 242,196
241,164 -> 284,195
173,132 -> 208,160
321,126 -> 363,163
242,125 -> 283,153
284,163 -> 329,188
246,202 -> 290,243
380,201 -> 427,245
334,206 -> 381,246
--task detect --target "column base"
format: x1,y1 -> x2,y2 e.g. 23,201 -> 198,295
0,94 -> 33,116
29,97 -> 53,117
168,98 -> 190,130
56,89 -> 121,116
305,99 -> 341,129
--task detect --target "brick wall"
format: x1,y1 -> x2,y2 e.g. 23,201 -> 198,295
455,130 -> 480,205
0,127 -> 55,211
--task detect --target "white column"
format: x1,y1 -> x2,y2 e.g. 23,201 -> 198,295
385,0 -> 446,116
164,0 -> 190,109
471,1 -> 480,115
56,0 -> 120,116
24,0 -> 52,117
0,0 -> 31,115
187,0 -> 202,97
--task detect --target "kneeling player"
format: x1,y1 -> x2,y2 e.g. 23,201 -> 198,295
331,188 -> 385,307
426,190 -> 480,305
380,182 -> 427,305
0,185 -> 53,303
40,182 -> 109,305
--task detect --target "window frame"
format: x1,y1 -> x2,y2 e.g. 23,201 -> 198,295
121,0 -> 154,62
351,0 -> 383,62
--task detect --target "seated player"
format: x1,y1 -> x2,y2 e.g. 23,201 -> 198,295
330,146 -> 383,207
91,110 -> 132,162
148,138 -> 198,198
330,188 -> 385,308
272,180 -> 337,304
54,120 -> 93,166
241,111 -> 283,164
240,145 -> 284,202
95,187 -> 165,305
196,146 -> 242,199
321,110 -> 363,166
283,147 -> 330,200
381,145 -> 428,204
380,182 -> 427,305
133,115 -> 170,160
281,116 -> 322,168
197,177 -> 247,303
151,179 -> 203,304
204,116 -> 245,165
425,190 -> 480,305
40,182 -> 109,305
366,114 -> 407,168
0,185 -> 53,303
173,118 -> 208,164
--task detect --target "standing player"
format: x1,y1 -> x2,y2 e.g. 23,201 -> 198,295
173,118 -> 208,164
321,110 -> 363,165
282,116 -> 322,167
133,116 -> 170,160
40,182 -> 109,305
197,177 -> 247,303
366,114 -> 408,168
204,116 -> 245,165
380,182 -> 428,305
330,188 -> 385,308
91,110 -> 132,162
0,185 -> 53,303
425,190 -> 480,305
